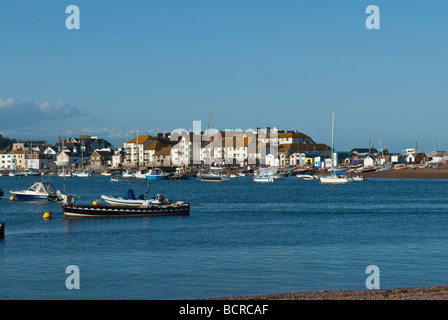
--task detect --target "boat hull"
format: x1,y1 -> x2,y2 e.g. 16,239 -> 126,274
200,174 -> 229,182
100,195 -> 145,206
10,193 -> 53,201
146,175 -> 169,180
253,177 -> 274,183
62,203 -> 190,218
319,176 -> 351,184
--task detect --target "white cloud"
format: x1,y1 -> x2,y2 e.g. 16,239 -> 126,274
0,97 -> 88,130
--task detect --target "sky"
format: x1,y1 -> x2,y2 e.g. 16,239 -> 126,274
0,0 -> 447,153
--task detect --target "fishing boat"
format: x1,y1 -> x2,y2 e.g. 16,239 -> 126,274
145,168 -> 169,180
62,201 -> 190,218
200,167 -> 229,182
63,187 -> 190,218
253,176 -> 274,183
9,182 -> 65,201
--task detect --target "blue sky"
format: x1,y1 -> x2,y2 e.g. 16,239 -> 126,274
0,0 -> 447,152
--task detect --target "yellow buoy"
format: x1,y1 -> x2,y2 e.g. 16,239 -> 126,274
92,200 -> 99,206
10,196 -> 15,201
43,212 -> 52,219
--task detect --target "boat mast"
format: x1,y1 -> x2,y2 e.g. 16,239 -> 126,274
331,112 -> 334,169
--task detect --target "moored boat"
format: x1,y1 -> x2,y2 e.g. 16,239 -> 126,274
319,174 -> 351,184
122,169 -> 135,178
63,193 -> 190,218
9,182 -> 65,201
253,176 -> 274,183
297,174 -> 318,180
200,167 -> 229,182
101,189 -> 146,206
145,168 -> 169,180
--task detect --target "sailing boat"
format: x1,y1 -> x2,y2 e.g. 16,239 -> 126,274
319,112 -> 351,184
200,104 -> 229,182
74,141 -> 91,177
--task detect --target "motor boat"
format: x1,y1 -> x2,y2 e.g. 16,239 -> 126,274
253,176 -> 274,183
9,182 -> 65,201
200,167 -> 229,182
122,169 -> 135,178
145,168 -> 169,180
297,174 -> 318,180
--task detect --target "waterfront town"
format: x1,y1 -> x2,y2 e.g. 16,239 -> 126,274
0,126 -> 447,176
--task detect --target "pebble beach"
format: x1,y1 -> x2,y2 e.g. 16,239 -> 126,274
220,286 -> 448,300
361,164 -> 448,180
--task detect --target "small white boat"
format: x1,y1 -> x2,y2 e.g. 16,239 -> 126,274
101,188 -> 170,206
122,169 -> 135,178
74,170 -> 90,177
134,170 -> 147,179
319,175 -> 351,184
253,176 -> 274,183
9,182 -> 65,201
352,176 -> 367,181
297,174 -> 317,180
110,176 -> 119,182
58,171 -> 72,177
200,167 -> 229,182
101,171 -> 112,176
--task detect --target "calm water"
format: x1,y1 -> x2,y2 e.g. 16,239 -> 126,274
0,175 -> 447,299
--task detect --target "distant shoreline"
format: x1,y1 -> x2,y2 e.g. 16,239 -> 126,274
214,286 -> 448,300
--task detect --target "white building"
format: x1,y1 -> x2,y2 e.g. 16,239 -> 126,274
0,152 -> 19,170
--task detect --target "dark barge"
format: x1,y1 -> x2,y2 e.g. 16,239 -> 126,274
62,199 -> 190,218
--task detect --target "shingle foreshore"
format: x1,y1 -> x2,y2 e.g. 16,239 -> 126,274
215,286 -> 448,300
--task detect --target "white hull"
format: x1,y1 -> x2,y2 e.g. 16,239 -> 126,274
297,174 -> 317,180
253,176 -> 274,183
200,173 -> 229,182
100,195 -> 145,206
319,176 -> 351,184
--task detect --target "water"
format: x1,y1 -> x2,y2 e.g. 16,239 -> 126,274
0,175 -> 447,299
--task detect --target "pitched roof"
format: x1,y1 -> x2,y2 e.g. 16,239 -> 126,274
153,147 -> 172,157
145,140 -> 164,151
278,143 -> 331,153
277,132 -> 311,139
127,135 -> 154,144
